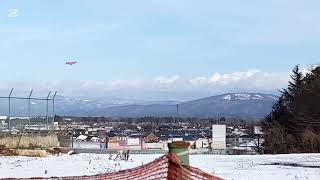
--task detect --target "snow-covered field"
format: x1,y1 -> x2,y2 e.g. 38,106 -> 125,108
0,153 -> 320,180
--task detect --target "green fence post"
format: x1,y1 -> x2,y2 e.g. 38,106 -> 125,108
168,141 -> 190,166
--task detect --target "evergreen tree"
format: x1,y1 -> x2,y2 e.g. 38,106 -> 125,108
263,65 -> 320,153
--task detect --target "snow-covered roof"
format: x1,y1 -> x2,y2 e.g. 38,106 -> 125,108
9,116 -> 30,120
231,146 -> 255,151
232,130 -> 247,136
76,135 -> 88,140
239,141 -> 256,147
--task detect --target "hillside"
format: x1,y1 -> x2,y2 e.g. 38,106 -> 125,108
85,93 -> 277,118
0,93 -> 277,119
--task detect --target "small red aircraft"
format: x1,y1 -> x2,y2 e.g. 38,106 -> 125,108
66,61 -> 77,65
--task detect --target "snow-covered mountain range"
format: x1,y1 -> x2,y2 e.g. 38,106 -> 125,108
0,93 -> 278,119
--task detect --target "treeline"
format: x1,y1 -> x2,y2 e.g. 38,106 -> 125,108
263,65 -> 320,153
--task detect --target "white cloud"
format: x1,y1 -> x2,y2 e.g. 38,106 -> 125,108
154,75 -> 180,84
208,70 -> 261,83
0,70 -> 290,100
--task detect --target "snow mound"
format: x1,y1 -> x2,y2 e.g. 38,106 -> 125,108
222,95 -> 232,100
235,94 -> 251,100
252,94 -> 264,100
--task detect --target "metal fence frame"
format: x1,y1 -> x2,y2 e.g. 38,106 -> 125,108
0,88 -> 57,132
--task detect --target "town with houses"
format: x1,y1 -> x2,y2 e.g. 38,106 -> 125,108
0,116 -> 264,155
0,114 -> 264,155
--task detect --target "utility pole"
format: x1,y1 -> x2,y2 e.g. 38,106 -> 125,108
140,131 -> 143,150
46,91 -> 51,131
28,89 -> 33,131
52,91 -> 57,125
71,128 -> 74,148
257,134 -> 260,154
176,104 -> 179,124
8,88 -> 14,132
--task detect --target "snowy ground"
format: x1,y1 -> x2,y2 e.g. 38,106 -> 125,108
192,154 -> 320,180
0,153 -> 320,180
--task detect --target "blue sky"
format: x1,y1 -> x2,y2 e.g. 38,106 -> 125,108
0,0 -> 319,99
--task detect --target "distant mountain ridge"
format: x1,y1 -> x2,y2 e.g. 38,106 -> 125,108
75,93 -> 277,119
178,93 -> 277,118
0,93 -> 278,119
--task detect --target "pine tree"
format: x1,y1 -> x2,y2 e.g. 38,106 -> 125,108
282,65 -> 304,112
263,65 -> 320,153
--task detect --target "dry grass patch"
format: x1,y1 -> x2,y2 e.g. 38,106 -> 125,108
15,149 -> 47,157
0,134 -> 59,149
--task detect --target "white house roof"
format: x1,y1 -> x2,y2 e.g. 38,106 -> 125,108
91,137 -> 100,141
76,135 -> 88,140
239,141 -> 256,147
232,146 -> 255,151
9,116 -> 30,120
